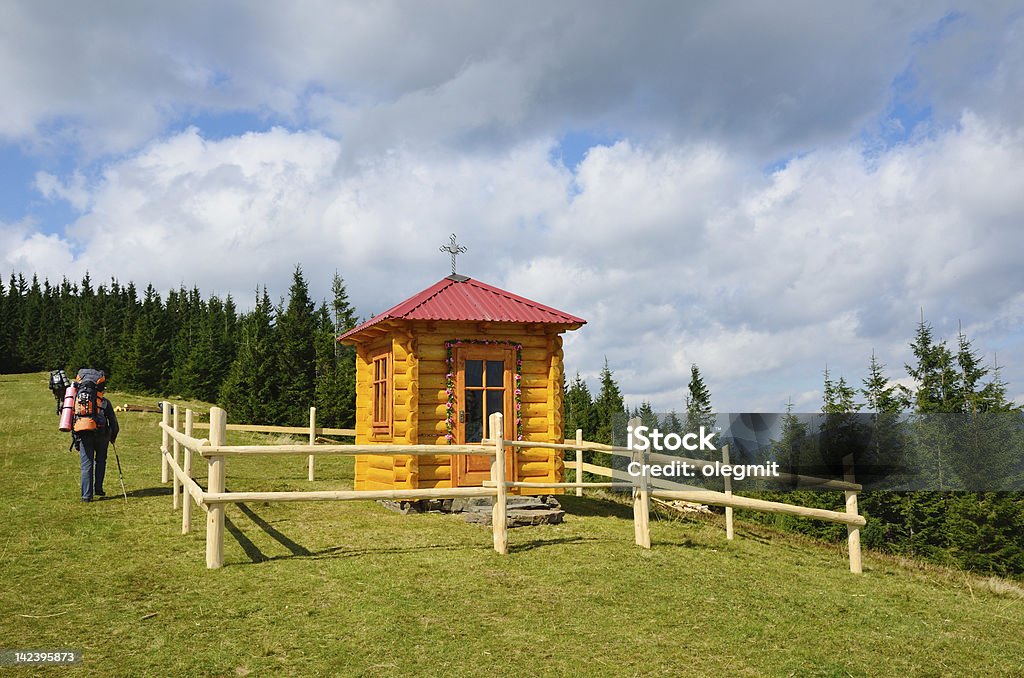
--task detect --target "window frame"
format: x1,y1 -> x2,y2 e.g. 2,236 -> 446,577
371,350 -> 393,435
455,346 -> 514,444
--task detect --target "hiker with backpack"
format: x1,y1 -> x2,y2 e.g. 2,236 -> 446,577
66,369 -> 120,502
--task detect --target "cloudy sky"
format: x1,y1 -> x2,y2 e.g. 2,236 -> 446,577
2,1 -> 1022,411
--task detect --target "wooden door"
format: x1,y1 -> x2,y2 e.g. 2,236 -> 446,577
453,346 -> 515,487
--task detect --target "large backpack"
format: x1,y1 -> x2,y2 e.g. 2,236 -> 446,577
48,369 -> 71,415
73,368 -> 107,433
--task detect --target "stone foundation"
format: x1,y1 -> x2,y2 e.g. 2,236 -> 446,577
380,495 -> 565,527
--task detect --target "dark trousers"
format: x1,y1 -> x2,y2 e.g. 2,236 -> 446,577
78,432 -> 109,500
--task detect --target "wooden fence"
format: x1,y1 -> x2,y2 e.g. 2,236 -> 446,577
160,402 -> 504,568
188,406 -> 355,481
561,434 -> 864,573
158,404 -> 863,573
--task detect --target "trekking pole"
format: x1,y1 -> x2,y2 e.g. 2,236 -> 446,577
112,442 -> 128,504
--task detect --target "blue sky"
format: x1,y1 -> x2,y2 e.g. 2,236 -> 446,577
2,2 -> 1022,411
1,144 -> 78,235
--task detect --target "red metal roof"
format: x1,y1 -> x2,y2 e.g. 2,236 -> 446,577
339,275 -> 586,342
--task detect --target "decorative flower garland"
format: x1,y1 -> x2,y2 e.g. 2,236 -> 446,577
444,339 -> 523,443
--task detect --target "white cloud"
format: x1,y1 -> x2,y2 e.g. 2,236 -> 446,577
5,107 -> 1021,411
0,218 -> 76,283
6,2 -> 1021,161
34,171 -> 91,211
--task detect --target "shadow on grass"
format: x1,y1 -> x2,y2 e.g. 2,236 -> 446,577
734,530 -> 773,546
509,535 -> 591,553
235,502 -> 312,557
126,486 -> 172,499
225,514 -> 269,563
651,534 -> 704,550
218,494 -> 709,567
309,542 -> 490,560
222,536 -> 492,567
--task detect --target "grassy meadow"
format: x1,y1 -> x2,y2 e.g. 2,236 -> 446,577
1,371 -> 1022,676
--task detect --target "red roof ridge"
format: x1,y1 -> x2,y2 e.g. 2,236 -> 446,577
464,276 -> 574,317
385,276 -> 457,317
338,275 -> 585,342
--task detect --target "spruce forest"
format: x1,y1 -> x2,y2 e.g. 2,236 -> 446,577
2,267 -> 1022,578
563,328 -> 1023,579
0,266 -> 358,429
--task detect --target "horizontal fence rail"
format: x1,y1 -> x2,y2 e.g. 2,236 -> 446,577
650,489 -> 865,527
192,422 -> 356,436
157,402 -> 864,574
192,443 -> 490,457
203,487 -> 498,505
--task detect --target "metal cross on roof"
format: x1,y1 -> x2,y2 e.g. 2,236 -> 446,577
439,233 -> 467,275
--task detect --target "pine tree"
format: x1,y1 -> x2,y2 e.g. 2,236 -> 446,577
637,401 -> 659,429
863,352 -> 908,414
220,288 -> 277,424
275,265 -> 317,425
330,273 -> 358,342
0,276 -> 8,372
166,288 -> 190,395
37,280 -> 64,369
819,367 -> 864,487
978,356 -> 1017,412
55,278 -> 77,370
168,286 -> 209,396
859,350 -> 911,486
121,285 -> 171,392
685,364 -> 715,434
5,274 -> 26,372
330,272 -> 358,427
18,275 -> 45,371
564,372 -> 597,440
774,401 -> 809,475
955,323 -> 988,414
664,410 -> 683,435
857,352 -> 915,553
180,296 -> 232,402
91,281 -> 115,373
112,298 -> 141,392
903,315 -> 964,557
906,312 -> 958,413
760,401 -> 848,540
68,273 -> 104,371
593,359 -> 625,445
822,366 -> 859,414
221,294 -> 240,369
313,302 -> 346,428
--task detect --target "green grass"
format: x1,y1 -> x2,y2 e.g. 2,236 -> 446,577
1,371 -> 1023,677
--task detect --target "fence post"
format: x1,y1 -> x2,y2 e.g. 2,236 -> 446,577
844,453 -> 862,574
630,417 -> 651,548
172,404 -> 181,510
206,406 -> 227,569
490,412 -> 508,555
182,409 -> 193,535
723,443 -> 734,540
308,406 -> 316,482
160,401 -> 170,483
575,428 -> 583,497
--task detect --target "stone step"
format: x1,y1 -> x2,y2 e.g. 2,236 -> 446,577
379,495 -> 565,526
